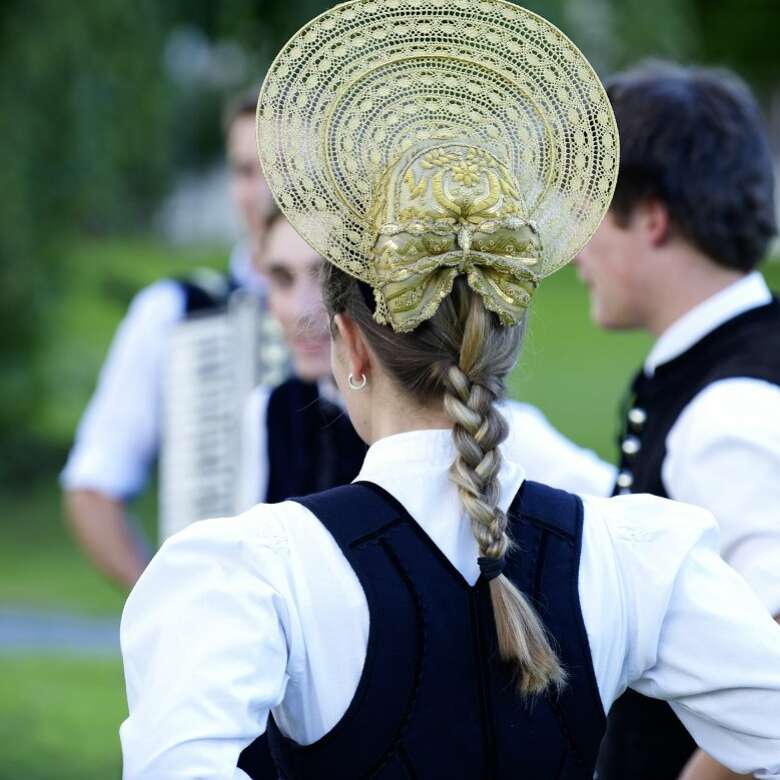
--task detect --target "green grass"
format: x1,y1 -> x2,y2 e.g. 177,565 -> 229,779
0,656 -> 124,779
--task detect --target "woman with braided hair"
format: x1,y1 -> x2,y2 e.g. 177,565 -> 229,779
120,3 -> 780,778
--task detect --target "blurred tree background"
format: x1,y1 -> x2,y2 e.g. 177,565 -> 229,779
0,0 -> 778,483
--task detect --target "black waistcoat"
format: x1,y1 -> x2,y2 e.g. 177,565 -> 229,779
598,297 -> 780,780
177,272 -> 238,315
264,377 -> 368,504
239,479 -> 606,779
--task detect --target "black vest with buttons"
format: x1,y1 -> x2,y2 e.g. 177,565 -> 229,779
598,297 -> 780,780
239,479 -> 606,779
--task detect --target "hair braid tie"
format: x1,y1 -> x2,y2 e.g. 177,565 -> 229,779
478,555 -> 506,581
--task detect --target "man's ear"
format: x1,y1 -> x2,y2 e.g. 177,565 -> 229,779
333,313 -> 371,378
637,198 -> 672,248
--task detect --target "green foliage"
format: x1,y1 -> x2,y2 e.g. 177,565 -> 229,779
688,0 -> 780,93
0,656 -> 125,779
0,0 -> 174,480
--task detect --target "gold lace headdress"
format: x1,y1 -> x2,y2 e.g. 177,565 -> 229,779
257,0 -> 618,333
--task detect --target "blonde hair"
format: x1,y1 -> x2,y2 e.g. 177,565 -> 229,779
323,266 -> 566,695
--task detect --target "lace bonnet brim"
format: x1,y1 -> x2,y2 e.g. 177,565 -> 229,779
256,0 -> 618,330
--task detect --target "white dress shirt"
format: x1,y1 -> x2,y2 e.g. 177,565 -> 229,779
237,389 -> 616,510
120,426 -> 780,779
61,245 -> 264,500
645,271 -> 780,615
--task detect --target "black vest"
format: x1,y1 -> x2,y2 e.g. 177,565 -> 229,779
264,378 -> 368,503
239,480 -> 606,779
598,297 -> 780,780
177,272 -> 238,315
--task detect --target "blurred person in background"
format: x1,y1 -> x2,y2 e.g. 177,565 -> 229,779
237,211 -> 367,509
61,87 -> 274,590
574,63 -> 780,780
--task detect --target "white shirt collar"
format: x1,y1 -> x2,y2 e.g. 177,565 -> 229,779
644,271 -> 771,376
354,427 -> 526,585
355,425 -> 527,507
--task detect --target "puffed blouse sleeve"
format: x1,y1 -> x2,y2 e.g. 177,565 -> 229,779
119,506 -> 293,779
582,494 -> 780,779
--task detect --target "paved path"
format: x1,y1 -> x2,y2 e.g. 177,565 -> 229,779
0,606 -> 120,658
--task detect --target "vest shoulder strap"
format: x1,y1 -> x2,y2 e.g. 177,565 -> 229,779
511,480 -> 581,540
295,481 -> 411,548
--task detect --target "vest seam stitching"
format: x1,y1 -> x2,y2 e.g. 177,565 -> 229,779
469,586 -> 498,779
363,538 -> 426,779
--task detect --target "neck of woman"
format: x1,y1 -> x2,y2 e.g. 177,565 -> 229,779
366,386 -> 452,445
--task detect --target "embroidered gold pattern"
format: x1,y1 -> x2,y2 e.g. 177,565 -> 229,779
257,0 -> 618,332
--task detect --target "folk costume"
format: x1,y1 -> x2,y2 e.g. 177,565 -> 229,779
61,244 -> 288,542
598,272 -> 780,778
61,244 -> 260,501
120,2 -> 780,778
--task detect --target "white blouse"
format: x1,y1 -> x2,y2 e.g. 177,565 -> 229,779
120,427 -> 780,779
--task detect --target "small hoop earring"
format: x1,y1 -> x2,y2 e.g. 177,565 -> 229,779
348,372 -> 367,391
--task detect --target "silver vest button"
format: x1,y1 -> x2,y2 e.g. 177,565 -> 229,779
616,470 -> 634,490
621,435 -> 641,457
627,407 -> 647,430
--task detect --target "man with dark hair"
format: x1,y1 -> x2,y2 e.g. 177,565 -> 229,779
576,62 -> 780,780
61,87 -> 278,589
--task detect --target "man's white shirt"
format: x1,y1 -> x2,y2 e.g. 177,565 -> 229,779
645,271 -> 780,615
61,244 -> 263,499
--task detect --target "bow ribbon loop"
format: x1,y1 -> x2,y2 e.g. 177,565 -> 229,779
368,141 -> 543,332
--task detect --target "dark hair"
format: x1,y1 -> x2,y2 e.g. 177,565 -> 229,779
606,61 -> 776,271
221,83 -> 261,136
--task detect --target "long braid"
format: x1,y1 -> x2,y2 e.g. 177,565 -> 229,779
323,267 -> 566,695
442,285 -> 567,695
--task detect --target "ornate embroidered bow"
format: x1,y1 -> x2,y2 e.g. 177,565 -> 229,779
369,143 -> 542,332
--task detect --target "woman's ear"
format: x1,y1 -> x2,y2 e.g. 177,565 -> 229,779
333,313 -> 371,379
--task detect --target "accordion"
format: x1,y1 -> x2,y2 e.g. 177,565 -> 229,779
159,288 -> 288,542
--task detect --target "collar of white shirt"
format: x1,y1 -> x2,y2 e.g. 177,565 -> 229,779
354,428 -> 527,585
644,271 -> 772,377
